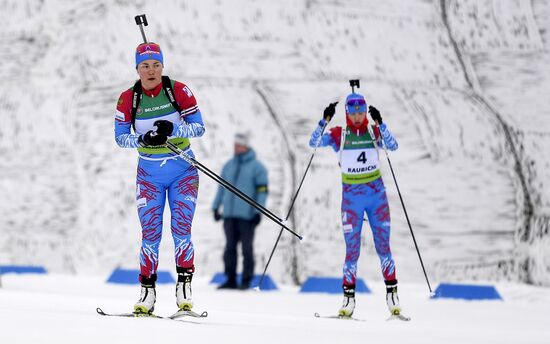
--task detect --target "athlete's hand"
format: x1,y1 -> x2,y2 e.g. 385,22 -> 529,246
369,105 -> 383,124
323,102 -> 338,122
154,120 -> 174,136
139,130 -> 168,146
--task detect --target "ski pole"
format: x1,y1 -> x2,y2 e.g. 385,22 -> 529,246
165,142 -> 303,240
256,120 -> 329,290
135,14 -> 149,43
376,124 -> 433,294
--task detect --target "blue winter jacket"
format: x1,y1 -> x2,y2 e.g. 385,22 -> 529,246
212,149 -> 268,220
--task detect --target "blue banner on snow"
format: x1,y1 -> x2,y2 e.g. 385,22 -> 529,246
107,268 -> 175,284
431,283 -> 503,300
0,265 -> 47,274
300,277 -> 370,294
210,272 -> 278,291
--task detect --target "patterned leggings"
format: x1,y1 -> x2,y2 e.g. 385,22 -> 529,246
135,154 -> 199,278
341,177 -> 396,287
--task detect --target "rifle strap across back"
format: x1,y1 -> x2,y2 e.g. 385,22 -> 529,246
130,80 -> 142,131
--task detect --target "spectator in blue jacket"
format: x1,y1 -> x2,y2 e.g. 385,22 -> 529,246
212,132 -> 268,289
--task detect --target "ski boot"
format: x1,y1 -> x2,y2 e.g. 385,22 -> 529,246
385,279 -> 401,316
338,285 -> 356,317
134,274 -> 157,315
175,266 -> 194,310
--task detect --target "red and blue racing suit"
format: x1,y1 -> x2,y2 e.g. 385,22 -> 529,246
114,79 -> 204,280
309,118 -> 398,288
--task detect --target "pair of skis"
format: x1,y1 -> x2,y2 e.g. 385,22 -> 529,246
97,307 -> 409,323
314,312 -> 411,322
96,307 -> 207,322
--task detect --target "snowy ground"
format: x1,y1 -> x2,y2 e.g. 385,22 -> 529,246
1,273 -> 549,344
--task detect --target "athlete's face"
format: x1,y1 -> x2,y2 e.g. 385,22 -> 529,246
137,60 -> 163,90
347,111 -> 367,126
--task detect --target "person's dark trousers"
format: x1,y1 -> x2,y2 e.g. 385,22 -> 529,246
223,218 -> 256,288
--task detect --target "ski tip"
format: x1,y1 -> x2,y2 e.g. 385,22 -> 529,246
387,314 -> 411,322
96,307 -> 106,315
299,235 -> 306,242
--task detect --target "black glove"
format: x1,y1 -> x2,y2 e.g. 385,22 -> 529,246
251,213 -> 261,227
154,120 -> 174,136
323,102 -> 338,122
213,209 -> 222,222
368,105 -> 383,124
139,130 -> 168,146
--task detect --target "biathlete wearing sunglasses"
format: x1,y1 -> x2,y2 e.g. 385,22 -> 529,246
308,92 -> 402,318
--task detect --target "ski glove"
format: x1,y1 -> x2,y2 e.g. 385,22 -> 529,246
251,213 -> 261,227
139,130 -> 168,147
323,102 -> 338,122
154,120 -> 174,137
369,105 -> 383,124
213,209 -> 222,222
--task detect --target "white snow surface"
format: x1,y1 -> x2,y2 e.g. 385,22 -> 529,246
1,273 -> 549,344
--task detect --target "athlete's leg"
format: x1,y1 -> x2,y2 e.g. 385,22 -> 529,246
168,162 -> 199,270
364,178 -> 396,282
136,161 -> 167,280
341,183 -> 367,287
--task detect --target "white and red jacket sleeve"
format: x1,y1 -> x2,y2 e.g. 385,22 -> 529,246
170,81 -> 205,139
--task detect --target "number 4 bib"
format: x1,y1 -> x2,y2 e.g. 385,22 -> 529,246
339,127 -> 381,184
